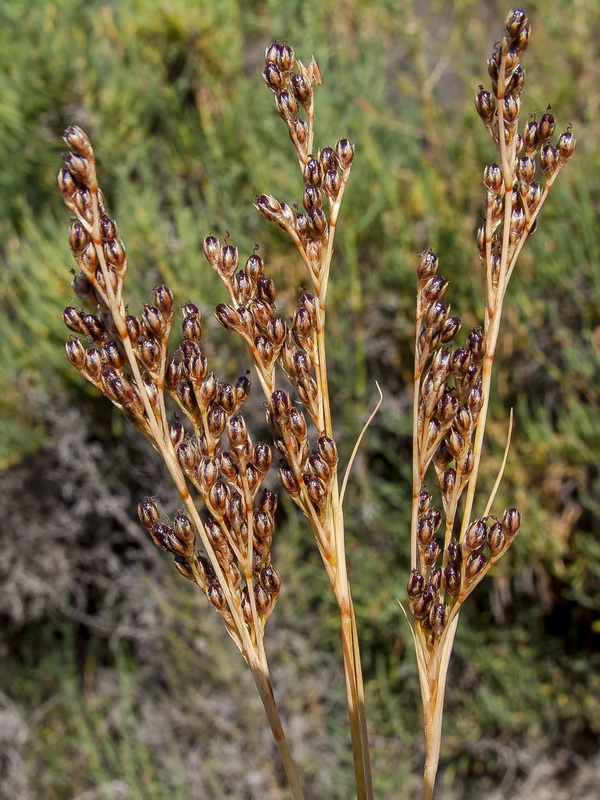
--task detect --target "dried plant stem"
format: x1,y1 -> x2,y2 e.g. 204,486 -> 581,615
250,657 -> 306,800
418,615 -> 460,800
405,11 -> 576,799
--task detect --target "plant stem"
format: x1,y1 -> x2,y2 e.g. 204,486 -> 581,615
417,614 -> 460,800
250,657 -> 306,800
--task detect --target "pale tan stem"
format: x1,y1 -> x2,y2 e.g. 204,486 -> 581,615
250,658 -> 306,800
418,614 -> 460,800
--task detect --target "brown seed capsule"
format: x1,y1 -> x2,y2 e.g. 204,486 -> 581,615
423,540 -> 440,569
197,456 -> 218,491
177,438 -> 199,473
254,585 -> 271,616
503,507 -> 521,537
335,139 -> 355,170
173,555 -> 195,581
412,587 -> 434,620
244,254 -> 264,285
207,580 -> 228,612
63,306 -> 86,335
323,169 -> 342,200
275,91 -> 298,121
305,475 -> 327,509
261,565 -> 281,594
203,236 -> 222,268
265,316 -> 286,347
538,110 -> 556,143
235,373 -> 251,405
101,341 -> 123,369
173,512 -> 195,546
216,382 -> 235,414
279,465 -> 300,497
258,488 -> 278,516
292,306 -> 314,342
487,521 -> 506,555
417,516 -> 434,546
103,238 -> 126,269
153,284 -> 174,318
232,272 -> 253,306
557,131 -> 576,162
205,404 -> 225,438
293,118 -> 308,147
208,480 -> 229,519
65,338 -> 86,370
446,539 -> 462,567
169,419 -> 185,448
270,389 -> 291,420
407,569 -> 425,599
102,368 -> 134,406
465,551 -> 487,581
502,94 -> 520,123
297,376 -> 319,408
484,163 -> 503,193
255,194 -> 283,223
226,414 -> 248,449
475,86 -> 496,123
429,602 -> 448,634
58,166 -> 78,200
464,520 -> 488,553
197,372 -> 217,407
251,442 -> 271,475
454,405 -> 472,436
150,521 -> 174,552
507,64 -> 525,98
307,207 -> 328,239
263,61 -> 284,92
303,158 -> 323,188
266,41 -> 295,73
163,358 -> 181,392
221,244 -> 239,278
138,497 -> 160,530
438,390 -> 458,425
443,564 -> 461,597
523,119 -> 539,156
84,348 -> 102,381
64,152 -> 91,184
540,144 -> 558,178
504,8 -> 528,39
445,427 -> 465,459
308,454 -> 331,484
291,72 -> 311,105
422,275 -> 448,303
138,337 -> 160,370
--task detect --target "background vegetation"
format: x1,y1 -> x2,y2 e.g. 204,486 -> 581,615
0,0 -> 598,798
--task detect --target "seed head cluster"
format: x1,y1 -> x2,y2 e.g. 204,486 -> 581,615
59,126 -> 282,646
407,9 -> 574,652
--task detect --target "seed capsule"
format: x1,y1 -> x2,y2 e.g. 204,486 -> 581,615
407,570 -> 425,599
443,564 -> 460,597
465,551 -> 487,581
261,565 -> 282,594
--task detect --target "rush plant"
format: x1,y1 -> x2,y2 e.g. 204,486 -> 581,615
57,9 -> 574,799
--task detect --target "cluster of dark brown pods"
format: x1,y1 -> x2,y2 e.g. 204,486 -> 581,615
406,8 -> 576,652
407,248 -> 522,648
203,41 -> 355,564
205,236 -> 338,531
256,40 -> 355,293
475,8 -> 575,283
59,126 -> 281,642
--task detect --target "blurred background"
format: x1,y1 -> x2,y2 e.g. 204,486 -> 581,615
0,0 -> 598,798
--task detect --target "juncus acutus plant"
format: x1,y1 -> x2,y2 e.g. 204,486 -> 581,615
57,9 -> 574,799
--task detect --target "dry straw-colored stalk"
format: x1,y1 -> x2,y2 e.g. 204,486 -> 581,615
58,9 -> 574,799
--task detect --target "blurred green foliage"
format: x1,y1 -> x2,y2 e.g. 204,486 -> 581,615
1,0 -> 599,797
